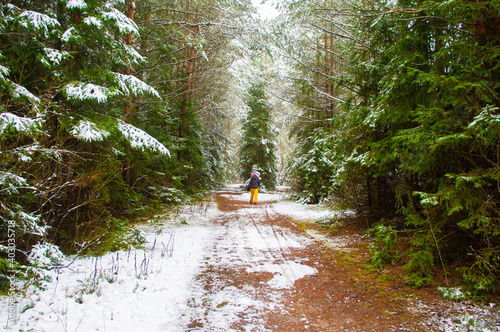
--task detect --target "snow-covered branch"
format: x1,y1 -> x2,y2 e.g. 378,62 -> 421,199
0,113 -> 42,135
118,121 -> 170,156
70,120 -> 110,142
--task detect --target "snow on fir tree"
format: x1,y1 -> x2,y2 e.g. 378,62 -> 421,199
0,113 -> 41,135
113,72 -> 161,98
118,121 -> 170,155
17,10 -> 60,36
70,120 -> 110,142
64,82 -> 114,102
66,0 -> 87,10
102,6 -> 138,35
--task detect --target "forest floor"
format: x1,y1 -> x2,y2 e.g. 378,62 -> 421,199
2,185 -> 499,331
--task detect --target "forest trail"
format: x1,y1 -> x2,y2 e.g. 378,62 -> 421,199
188,186 -> 431,331
5,185 -> 483,332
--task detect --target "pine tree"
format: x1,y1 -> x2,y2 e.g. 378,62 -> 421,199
0,0 -> 254,279
274,0 -> 500,292
272,0 -> 351,204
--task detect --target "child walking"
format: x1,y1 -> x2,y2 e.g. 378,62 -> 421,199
248,174 -> 261,204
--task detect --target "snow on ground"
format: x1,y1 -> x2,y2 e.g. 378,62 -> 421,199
221,184 -> 336,221
2,204 -> 222,332
3,185 -> 497,331
184,187 -> 320,329
246,261 -> 317,289
272,200 -> 334,222
1,186 -> 328,331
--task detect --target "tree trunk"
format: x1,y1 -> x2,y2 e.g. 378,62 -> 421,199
178,4 -> 199,160
124,1 -> 135,185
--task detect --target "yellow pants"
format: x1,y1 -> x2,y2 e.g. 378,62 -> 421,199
250,188 -> 259,203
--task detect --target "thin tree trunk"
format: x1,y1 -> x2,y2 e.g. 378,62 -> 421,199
178,4 -> 199,159
124,0 -> 135,185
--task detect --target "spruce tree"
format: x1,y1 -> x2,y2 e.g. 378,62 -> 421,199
239,82 -> 277,191
338,0 -> 500,291
0,0 -> 166,259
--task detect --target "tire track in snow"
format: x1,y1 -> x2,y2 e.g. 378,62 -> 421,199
264,203 -> 301,255
244,208 -> 281,261
241,204 -> 313,291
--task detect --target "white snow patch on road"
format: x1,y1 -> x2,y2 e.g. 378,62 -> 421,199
247,261 -> 317,289
1,203 -> 223,332
272,200 -> 335,221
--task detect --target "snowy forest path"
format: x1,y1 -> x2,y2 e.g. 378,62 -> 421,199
186,187 -> 431,331
5,186 -> 449,332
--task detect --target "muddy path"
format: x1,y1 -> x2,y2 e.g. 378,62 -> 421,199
186,188 -> 440,331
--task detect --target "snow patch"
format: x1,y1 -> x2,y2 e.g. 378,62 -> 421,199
28,243 -> 65,267
12,83 -> 40,104
123,44 -> 146,65
65,82 -> 113,102
0,171 -> 30,194
247,261 -> 317,289
41,48 -> 70,67
272,200 -> 335,221
306,229 -> 353,250
3,225 -> 216,331
18,10 -> 60,36
61,27 -> 79,42
102,7 -> 138,35
0,65 -> 9,82
83,16 -> 102,28
113,72 -> 160,98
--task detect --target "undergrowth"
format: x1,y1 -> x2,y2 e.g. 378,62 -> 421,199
365,224 -> 400,269
1,193 -> 214,294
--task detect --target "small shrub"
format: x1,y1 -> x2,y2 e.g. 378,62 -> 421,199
404,250 -> 435,287
28,243 -> 65,268
88,218 -> 146,255
366,223 -> 399,269
456,246 -> 500,295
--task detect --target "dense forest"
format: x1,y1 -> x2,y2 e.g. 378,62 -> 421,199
1,0 -> 500,297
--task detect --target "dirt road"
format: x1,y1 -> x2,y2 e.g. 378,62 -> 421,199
185,187 -> 433,331
10,186 -> 494,331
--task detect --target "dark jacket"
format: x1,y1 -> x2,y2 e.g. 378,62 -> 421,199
248,175 -> 261,189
